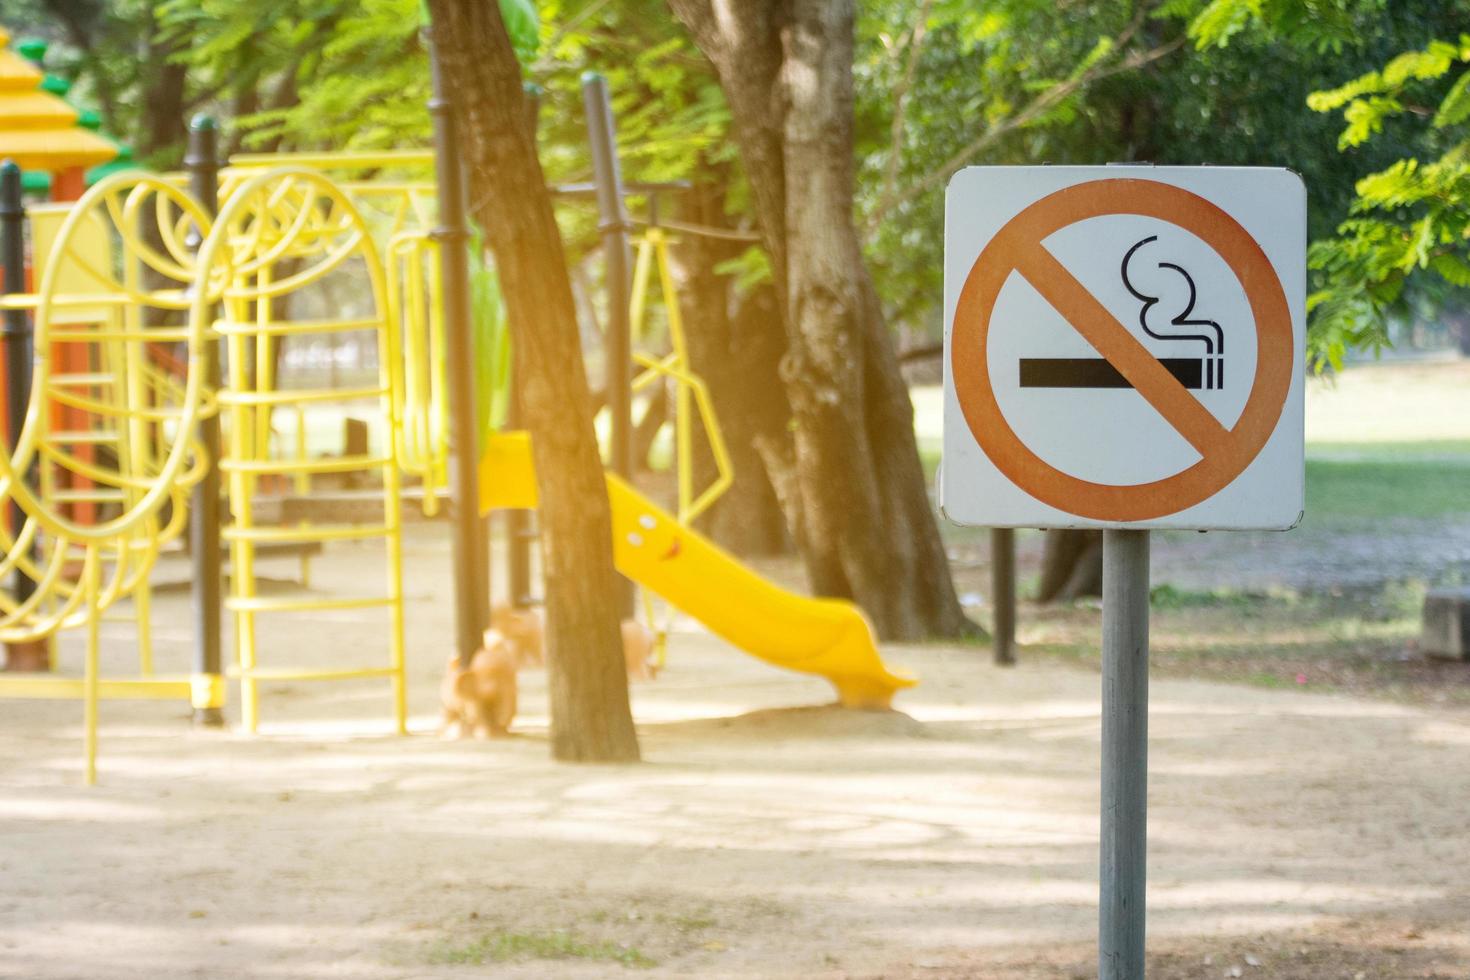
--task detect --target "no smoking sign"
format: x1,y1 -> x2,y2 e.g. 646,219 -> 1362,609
941,167 -> 1305,530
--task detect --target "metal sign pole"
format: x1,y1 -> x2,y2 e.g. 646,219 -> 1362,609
990,527 -> 1016,665
1099,528 -> 1149,979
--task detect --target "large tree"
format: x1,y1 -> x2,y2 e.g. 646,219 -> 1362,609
665,0 -> 974,641
426,0 -> 638,763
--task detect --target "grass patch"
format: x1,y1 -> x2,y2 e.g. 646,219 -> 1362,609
427,929 -> 657,969
1306,459 -> 1470,520
661,910 -> 717,933
1307,438 -> 1470,461
1027,582 -> 1470,708
1149,583 -> 1282,610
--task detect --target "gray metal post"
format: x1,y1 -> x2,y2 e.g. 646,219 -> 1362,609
0,161 -> 33,604
581,71 -> 635,616
991,528 -> 1016,665
185,117 -> 226,726
1100,528 -> 1150,979
426,26 -> 490,667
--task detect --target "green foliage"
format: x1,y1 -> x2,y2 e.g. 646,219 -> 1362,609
15,0 -> 1467,374
533,0 -> 735,254
1187,0 -> 1386,53
156,0 -> 427,152
1304,32 -> 1470,369
855,1 -> 1193,333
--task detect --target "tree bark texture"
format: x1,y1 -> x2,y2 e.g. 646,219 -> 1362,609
1037,529 -> 1104,604
668,0 -> 975,640
427,0 -> 639,763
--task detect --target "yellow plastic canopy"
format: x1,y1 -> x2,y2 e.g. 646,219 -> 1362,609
0,27 -> 116,170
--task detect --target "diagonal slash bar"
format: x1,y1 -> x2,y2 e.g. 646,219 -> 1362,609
1015,242 -> 1230,456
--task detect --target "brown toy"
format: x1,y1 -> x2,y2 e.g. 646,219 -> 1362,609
440,629 -> 518,738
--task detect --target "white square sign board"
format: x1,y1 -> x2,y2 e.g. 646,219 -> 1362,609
940,166 -> 1306,531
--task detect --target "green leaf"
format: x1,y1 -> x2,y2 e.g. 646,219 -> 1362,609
1433,69 -> 1470,128
1430,252 -> 1470,286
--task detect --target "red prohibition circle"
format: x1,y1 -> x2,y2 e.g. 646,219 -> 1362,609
950,178 -> 1294,522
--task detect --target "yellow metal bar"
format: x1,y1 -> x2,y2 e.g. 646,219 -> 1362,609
0,289 -> 192,310
229,665 -> 400,682
47,430 -> 120,444
0,675 -> 194,700
223,523 -> 391,544
219,453 -> 393,476
216,384 -> 386,407
427,240 -> 448,514
377,262 -> 409,737
47,488 -> 127,503
293,404 -> 310,496
134,581 -> 154,677
83,552 -> 100,786
225,267 -> 261,734
46,327 -> 193,343
655,232 -> 695,520
49,371 -> 117,386
226,150 -> 436,169
629,235 -> 654,339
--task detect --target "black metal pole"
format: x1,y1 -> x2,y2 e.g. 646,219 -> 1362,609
0,161 -> 33,604
991,527 -> 1016,665
581,71 -> 635,616
506,83 -> 542,610
184,117 -> 225,727
426,25 -> 490,667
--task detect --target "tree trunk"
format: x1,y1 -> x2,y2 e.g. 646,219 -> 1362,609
674,177 -> 789,556
669,0 -> 976,640
1036,529 -> 1104,603
427,0 -> 638,763
137,56 -> 189,167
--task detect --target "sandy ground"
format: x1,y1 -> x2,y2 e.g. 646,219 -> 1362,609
2,527 -> 1469,978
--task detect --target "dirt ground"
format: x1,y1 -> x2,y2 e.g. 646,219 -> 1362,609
2,525 -> 1469,978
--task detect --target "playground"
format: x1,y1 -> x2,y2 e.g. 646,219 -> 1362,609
3,359 -> 1470,976
1,512 -> 1468,978
3,2 -> 1470,978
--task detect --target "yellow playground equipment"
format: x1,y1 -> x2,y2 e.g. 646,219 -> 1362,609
226,150 -> 912,708
0,136 -> 911,785
203,167 -> 408,735
0,174 -> 217,784
0,163 -> 412,781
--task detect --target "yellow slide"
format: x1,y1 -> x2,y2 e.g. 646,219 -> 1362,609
479,432 -> 915,708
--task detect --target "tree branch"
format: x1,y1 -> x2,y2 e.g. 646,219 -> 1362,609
864,6 -> 1184,232
879,0 -> 936,209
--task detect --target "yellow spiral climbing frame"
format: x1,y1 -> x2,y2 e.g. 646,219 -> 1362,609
226,151 -> 449,517
205,167 -> 408,735
0,173 -> 216,784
